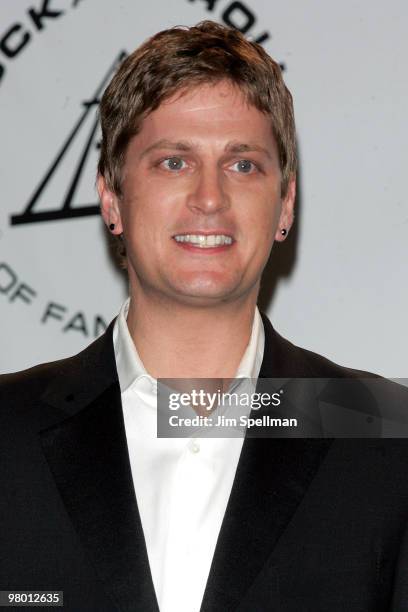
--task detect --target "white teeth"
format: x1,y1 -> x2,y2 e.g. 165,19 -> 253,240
174,234 -> 233,247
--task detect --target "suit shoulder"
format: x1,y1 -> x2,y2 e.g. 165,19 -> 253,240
265,322 -> 408,414
0,323 -> 117,426
0,355 -> 77,409
263,312 -> 380,379
0,320 -> 116,403
291,338 -> 379,379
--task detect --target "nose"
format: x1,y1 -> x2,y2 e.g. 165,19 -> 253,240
186,166 -> 230,215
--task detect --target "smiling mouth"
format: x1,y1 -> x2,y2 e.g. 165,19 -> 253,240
172,233 -> 234,248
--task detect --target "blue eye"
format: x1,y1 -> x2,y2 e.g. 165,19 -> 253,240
162,157 -> 186,171
232,160 -> 256,173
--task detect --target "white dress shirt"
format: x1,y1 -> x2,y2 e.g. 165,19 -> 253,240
112,298 -> 265,612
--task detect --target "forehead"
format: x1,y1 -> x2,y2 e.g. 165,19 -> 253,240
162,80 -> 249,112
131,80 -> 274,150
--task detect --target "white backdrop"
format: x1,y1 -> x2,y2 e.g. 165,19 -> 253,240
1,0 -> 406,377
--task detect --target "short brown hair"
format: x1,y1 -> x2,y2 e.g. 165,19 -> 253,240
98,20 -> 297,264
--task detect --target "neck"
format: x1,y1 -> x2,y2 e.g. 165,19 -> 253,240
126,289 -> 258,380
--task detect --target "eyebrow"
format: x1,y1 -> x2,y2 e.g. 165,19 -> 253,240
140,139 -> 273,159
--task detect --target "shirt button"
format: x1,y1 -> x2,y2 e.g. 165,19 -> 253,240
190,440 -> 200,454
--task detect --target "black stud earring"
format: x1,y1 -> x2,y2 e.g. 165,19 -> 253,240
109,223 -> 115,231
281,228 -> 287,236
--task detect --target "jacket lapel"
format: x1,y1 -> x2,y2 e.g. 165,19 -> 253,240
200,313 -> 333,612
39,322 -> 159,612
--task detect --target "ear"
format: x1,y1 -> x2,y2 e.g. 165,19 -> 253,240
274,175 -> 296,242
97,174 -> 124,235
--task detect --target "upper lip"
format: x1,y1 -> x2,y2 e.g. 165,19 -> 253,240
172,230 -> 234,237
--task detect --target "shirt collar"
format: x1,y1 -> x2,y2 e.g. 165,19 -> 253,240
113,298 -> 153,393
113,297 -> 265,394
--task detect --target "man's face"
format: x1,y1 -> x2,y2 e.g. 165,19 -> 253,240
100,81 -> 295,307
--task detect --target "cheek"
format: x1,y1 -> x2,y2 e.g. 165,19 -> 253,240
121,194 -> 175,260
120,188 -> 156,236
243,194 -> 280,237
243,208 -> 280,266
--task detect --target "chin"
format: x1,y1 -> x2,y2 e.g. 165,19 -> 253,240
167,280 -> 253,308
169,294 -> 235,308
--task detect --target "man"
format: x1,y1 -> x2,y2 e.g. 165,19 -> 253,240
1,20 -> 408,612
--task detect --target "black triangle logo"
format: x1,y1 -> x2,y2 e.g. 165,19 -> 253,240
10,51 -> 127,226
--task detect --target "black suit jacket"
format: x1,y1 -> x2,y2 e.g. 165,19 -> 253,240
1,313 -> 408,611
